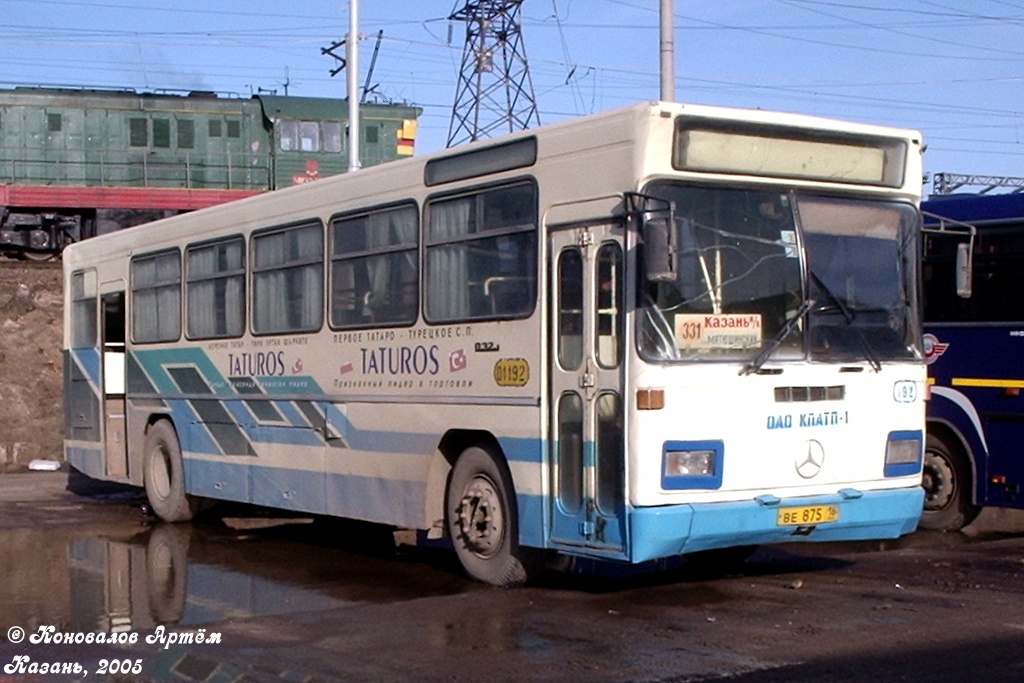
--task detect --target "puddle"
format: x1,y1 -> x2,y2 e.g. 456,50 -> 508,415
0,512 -> 471,634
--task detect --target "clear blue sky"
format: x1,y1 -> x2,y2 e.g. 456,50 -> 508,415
3,0 -> 1023,195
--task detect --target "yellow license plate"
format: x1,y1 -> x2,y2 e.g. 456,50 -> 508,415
777,505 -> 839,526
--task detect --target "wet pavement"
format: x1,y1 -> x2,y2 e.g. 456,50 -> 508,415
2,470 -> 1024,682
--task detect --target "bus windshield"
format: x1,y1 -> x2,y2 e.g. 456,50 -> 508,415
638,183 -> 921,366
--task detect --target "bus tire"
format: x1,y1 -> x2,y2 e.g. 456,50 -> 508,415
920,432 -> 980,531
446,446 -> 537,587
143,420 -> 197,523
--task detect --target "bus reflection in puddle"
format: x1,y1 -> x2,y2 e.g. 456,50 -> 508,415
68,525 -> 351,631
60,520 -> 469,634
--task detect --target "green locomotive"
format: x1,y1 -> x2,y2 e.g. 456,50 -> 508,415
0,86 -> 421,258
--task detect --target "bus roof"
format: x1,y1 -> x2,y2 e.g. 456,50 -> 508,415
922,192 -> 1024,226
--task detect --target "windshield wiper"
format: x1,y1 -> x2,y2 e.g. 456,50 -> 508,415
809,270 -> 882,372
809,271 -> 854,324
740,298 -> 815,376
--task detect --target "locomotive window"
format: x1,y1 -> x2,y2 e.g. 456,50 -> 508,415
365,126 -> 379,144
47,113 -> 62,133
300,122 -> 320,152
324,122 -> 342,153
129,118 -> 148,147
209,119 -> 222,138
279,121 -> 298,151
131,250 -> 182,344
178,120 -> 195,149
227,120 -> 240,138
153,119 -> 171,148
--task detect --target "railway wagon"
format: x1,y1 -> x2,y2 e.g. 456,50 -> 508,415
0,86 -> 420,258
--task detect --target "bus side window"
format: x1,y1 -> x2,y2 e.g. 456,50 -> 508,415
186,236 -> 246,339
70,270 -> 98,350
252,222 -> 324,334
330,204 -> 418,329
425,182 -> 537,323
130,250 -> 182,344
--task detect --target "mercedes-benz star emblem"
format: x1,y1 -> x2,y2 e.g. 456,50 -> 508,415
796,440 -> 825,479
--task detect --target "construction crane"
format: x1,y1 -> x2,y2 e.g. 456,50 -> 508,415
446,0 -> 540,148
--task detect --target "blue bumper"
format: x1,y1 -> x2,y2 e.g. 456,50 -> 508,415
628,487 -> 924,563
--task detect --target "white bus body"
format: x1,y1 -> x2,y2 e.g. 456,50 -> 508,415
64,101 -> 927,585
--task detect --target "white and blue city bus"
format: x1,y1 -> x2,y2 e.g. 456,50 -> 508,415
63,101 -> 927,586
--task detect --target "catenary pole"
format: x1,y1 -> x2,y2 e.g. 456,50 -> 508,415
660,0 -> 674,101
347,0 -> 361,172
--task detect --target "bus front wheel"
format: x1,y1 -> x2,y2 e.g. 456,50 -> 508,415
446,446 -> 538,586
920,432 -> 980,531
143,420 -> 197,523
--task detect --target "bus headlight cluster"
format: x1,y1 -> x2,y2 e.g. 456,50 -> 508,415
884,430 -> 923,477
662,440 -> 724,490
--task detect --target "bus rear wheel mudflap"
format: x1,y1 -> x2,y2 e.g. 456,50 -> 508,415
445,445 -> 540,586
920,431 -> 980,531
143,419 -> 200,523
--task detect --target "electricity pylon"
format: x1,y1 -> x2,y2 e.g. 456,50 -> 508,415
447,0 -> 540,148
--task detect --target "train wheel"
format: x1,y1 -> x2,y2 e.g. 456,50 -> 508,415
21,250 -> 56,262
446,446 -> 539,586
143,420 -> 197,523
920,432 -> 980,531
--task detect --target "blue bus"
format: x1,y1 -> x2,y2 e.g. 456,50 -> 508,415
922,192 -> 1024,530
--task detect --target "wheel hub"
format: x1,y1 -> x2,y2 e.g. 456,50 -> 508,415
923,452 -> 954,510
456,476 -> 504,558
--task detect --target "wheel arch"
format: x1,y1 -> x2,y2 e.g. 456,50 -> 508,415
926,417 -> 979,506
126,410 -> 177,486
423,429 -> 511,540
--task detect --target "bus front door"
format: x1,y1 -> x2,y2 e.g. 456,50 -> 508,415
549,224 -> 626,556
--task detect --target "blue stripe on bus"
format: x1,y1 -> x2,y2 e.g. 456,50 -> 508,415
516,492 -> 547,548
132,349 -> 548,465
71,348 -> 102,387
497,436 -> 543,464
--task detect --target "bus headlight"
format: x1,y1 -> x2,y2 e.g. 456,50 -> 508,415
662,440 -> 724,490
884,430 -> 922,477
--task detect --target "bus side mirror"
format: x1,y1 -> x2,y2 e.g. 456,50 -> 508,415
642,213 -> 677,282
956,242 -> 972,299
626,192 -> 677,282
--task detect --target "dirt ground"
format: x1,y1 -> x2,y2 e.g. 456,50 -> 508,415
0,261 -> 64,468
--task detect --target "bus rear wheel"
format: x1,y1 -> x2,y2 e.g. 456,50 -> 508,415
920,432 -> 980,531
143,420 -> 198,523
446,446 -> 538,586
